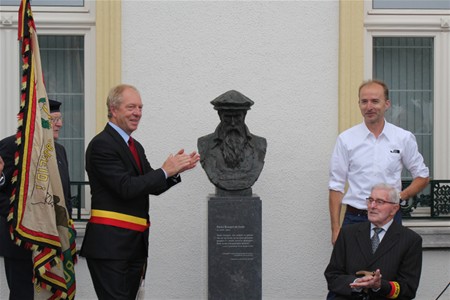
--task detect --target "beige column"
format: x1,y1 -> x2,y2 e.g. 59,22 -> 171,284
338,0 -> 366,221
95,0 -> 122,132
339,0 -> 365,132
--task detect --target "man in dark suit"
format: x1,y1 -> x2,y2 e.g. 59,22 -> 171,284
0,99 -> 73,300
80,84 -> 200,300
49,100 -> 73,217
325,183 -> 422,300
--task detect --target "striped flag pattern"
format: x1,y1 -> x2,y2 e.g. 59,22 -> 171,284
9,0 -> 77,298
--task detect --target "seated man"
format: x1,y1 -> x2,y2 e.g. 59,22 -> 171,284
324,183 -> 422,299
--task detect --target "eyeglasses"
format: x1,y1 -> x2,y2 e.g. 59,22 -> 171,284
366,197 -> 397,206
51,117 -> 63,123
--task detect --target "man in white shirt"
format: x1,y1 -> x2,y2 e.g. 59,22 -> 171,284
328,79 -> 429,245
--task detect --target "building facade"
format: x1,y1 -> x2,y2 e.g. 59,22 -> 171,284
0,1 -> 449,299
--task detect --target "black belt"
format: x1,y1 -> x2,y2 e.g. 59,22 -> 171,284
346,205 -> 367,215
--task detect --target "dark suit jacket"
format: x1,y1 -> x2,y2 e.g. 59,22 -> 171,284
0,135 -> 73,258
324,221 -> 422,299
0,135 -> 29,259
55,142 -> 72,217
80,123 -> 180,260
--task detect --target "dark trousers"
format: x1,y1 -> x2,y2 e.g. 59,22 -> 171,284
3,256 -> 34,300
87,258 -> 146,300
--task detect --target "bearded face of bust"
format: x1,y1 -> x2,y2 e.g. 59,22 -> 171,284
217,110 -> 248,169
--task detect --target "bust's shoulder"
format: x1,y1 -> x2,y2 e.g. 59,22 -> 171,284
250,134 -> 267,149
197,133 -> 216,147
251,134 -> 266,142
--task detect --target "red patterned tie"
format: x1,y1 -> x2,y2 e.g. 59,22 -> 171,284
128,136 -> 142,172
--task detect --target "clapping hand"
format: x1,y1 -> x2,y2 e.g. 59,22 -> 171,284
350,269 -> 382,291
162,149 -> 200,177
177,149 -> 200,173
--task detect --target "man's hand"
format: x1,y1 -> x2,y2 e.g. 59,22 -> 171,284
162,149 -> 200,177
350,269 -> 382,290
178,150 -> 200,173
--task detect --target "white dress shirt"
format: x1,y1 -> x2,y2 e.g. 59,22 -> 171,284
328,121 -> 429,210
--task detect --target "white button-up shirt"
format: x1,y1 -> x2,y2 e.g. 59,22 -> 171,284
328,121 -> 429,210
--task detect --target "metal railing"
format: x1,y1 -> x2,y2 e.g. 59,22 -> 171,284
70,181 -> 90,221
69,180 -> 450,220
401,180 -> 450,219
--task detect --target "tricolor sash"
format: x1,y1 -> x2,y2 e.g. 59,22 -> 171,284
89,209 -> 150,232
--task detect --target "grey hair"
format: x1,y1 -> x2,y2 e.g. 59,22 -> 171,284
106,84 -> 140,119
371,183 -> 400,204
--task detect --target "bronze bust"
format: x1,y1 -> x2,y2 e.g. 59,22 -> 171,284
198,90 -> 267,196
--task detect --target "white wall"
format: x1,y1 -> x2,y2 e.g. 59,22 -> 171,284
2,1 -> 448,300
121,1 -> 339,299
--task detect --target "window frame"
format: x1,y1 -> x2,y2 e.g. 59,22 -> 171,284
0,1 -> 93,13
363,1 -> 450,246
0,2 -> 96,217
364,11 -> 450,181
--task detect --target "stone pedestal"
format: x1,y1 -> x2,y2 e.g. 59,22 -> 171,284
208,195 -> 262,300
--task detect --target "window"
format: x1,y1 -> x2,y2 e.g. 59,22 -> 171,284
373,37 -> 434,178
373,0 -> 450,10
0,2 -> 95,218
40,35 -> 85,185
365,2 -> 450,219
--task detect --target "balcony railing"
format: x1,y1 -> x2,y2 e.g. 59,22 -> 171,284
401,180 -> 450,219
69,180 -> 450,221
70,181 -> 90,221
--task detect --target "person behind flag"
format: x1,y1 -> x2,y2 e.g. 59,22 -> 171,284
0,99 -> 73,300
47,99 -> 73,217
80,84 -> 200,300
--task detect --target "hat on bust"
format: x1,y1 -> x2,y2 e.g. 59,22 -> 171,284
211,90 -> 254,111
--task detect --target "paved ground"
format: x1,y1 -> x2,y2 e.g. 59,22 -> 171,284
0,256 -> 98,299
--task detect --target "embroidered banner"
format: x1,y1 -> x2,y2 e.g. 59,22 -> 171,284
8,0 -> 77,298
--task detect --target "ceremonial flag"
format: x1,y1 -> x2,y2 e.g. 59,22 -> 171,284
8,0 -> 77,298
